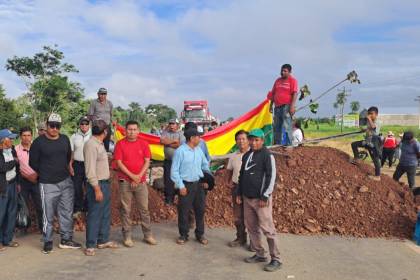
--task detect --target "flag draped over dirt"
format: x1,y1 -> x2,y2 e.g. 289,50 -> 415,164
114,99 -> 273,160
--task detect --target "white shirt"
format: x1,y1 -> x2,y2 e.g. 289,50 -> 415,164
3,149 -> 16,181
70,130 -> 92,162
292,128 -> 303,147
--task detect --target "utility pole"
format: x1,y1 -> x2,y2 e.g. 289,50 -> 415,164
415,96 -> 420,129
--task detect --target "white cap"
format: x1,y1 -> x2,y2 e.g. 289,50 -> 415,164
47,113 -> 62,123
197,126 -> 204,133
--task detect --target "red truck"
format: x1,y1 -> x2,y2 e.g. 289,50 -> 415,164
180,100 -> 217,127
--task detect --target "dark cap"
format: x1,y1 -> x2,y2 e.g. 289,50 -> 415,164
79,116 -> 90,125
98,87 -> 108,94
184,128 -> 200,139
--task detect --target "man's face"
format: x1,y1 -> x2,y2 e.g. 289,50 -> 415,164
46,122 -> 61,138
0,138 -> 12,149
79,122 -> 90,133
368,111 -> 378,121
98,93 -> 107,102
236,133 -> 249,151
168,123 -> 177,132
126,124 -> 139,140
20,131 -> 33,146
249,137 -> 264,151
190,135 -> 201,147
38,129 -> 46,136
281,68 -> 290,79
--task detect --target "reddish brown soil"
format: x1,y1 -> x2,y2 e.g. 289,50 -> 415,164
27,146 -> 418,239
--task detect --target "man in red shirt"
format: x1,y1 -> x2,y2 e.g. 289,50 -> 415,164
114,120 -> 157,247
267,64 -> 298,146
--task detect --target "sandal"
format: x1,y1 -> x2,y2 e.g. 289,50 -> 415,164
97,241 -> 119,249
196,237 -> 208,245
0,245 -> 5,252
6,241 -> 19,248
84,248 -> 96,256
176,236 -> 188,245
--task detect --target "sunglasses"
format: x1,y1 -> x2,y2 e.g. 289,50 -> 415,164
48,122 -> 61,129
98,93 -> 107,95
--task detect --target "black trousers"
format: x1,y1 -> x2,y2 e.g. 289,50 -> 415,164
393,164 -> 416,189
72,161 -> 87,212
19,178 -> 43,231
381,148 -> 396,168
351,140 -> 381,176
163,159 -> 175,203
104,126 -> 112,152
177,181 -> 206,238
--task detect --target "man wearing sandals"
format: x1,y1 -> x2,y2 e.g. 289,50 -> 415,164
0,129 -> 20,251
83,120 -> 118,256
171,128 -> 211,245
114,120 -> 157,247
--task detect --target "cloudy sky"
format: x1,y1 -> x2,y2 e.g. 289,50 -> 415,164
0,0 -> 419,119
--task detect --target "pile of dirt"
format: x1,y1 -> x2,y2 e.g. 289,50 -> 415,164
27,146 -> 418,239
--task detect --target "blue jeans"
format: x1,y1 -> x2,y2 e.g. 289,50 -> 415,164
86,180 -> 111,248
273,105 -> 292,145
0,181 -> 17,245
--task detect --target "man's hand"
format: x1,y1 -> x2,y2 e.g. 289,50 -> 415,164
130,174 -> 141,184
16,184 -> 21,193
69,165 -> 75,177
289,105 -> 296,116
236,196 -> 242,205
259,199 -> 269,208
201,182 -> 209,189
130,181 -> 139,189
94,187 -> 104,202
179,188 -> 188,196
26,173 -> 38,184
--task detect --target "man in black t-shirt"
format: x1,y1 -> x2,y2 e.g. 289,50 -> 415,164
29,113 -> 82,254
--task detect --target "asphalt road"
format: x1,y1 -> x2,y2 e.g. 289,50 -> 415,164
1,222 -> 419,280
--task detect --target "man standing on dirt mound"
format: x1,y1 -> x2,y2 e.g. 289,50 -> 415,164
114,120 -> 157,247
237,129 -> 281,272
351,106 -> 382,181
29,113 -> 82,254
267,64 -> 299,146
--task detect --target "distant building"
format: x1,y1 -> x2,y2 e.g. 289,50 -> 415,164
378,114 -> 419,126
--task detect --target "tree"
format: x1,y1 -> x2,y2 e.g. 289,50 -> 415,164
333,89 -> 349,132
145,104 -> 177,124
350,101 -> 360,114
5,45 -> 83,132
0,85 -> 22,130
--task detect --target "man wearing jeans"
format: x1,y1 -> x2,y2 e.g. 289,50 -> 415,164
267,64 -> 298,146
83,120 -> 117,256
29,113 -> 81,254
114,120 -> 157,247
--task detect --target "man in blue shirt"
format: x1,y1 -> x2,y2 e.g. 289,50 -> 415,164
171,128 -> 210,245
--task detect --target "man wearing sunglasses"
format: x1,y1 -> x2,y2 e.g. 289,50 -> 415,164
69,116 -> 91,218
87,88 -> 113,152
30,113 -> 82,254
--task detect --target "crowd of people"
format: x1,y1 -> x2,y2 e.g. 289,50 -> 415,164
0,64 -> 419,274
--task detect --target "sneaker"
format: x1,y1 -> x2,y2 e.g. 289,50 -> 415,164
264,260 -> 282,272
123,238 -> 134,248
59,239 -> 82,249
43,241 -> 53,254
73,211 -> 82,219
143,236 -> 158,245
244,254 -> 268,263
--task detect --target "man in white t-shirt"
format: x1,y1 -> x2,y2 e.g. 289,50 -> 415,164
226,130 -> 251,248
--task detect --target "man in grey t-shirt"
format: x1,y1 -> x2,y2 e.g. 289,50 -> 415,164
87,88 -> 113,152
160,119 -> 185,205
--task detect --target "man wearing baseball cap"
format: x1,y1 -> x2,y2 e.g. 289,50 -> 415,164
160,118 -> 185,205
0,129 -> 19,251
171,128 -> 211,245
237,129 -> 281,272
87,88 -> 113,152
37,123 -> 47,137
70,116 -> 91,218
30,113 -> 82,254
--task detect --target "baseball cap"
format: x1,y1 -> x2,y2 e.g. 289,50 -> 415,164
47,113 -> 62,123
98,87 -> 108,94
184,128 -> 201,139
79,116 -> 90,125
248,129 -> 265,139
0,129 -> 18,141
197,126 -> 204,134
168,118 -> 179,124
184,122 -> 197,130
37,122 -> 47,131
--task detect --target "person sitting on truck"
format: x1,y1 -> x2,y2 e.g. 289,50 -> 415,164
350,106 -> 382,181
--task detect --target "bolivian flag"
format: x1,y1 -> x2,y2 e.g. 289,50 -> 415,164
114,99 -> 273,161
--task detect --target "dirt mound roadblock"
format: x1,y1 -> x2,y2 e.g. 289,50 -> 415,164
33,147 -> 417,239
